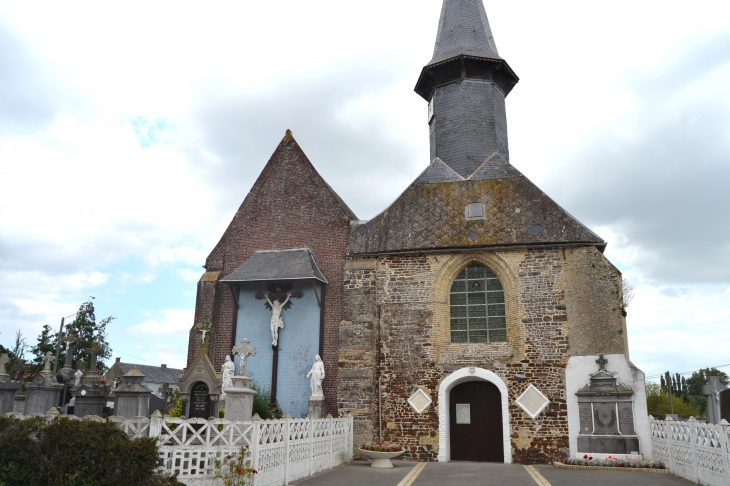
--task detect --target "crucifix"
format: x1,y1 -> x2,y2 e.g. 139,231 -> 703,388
255,282 -> 303,405
197,322 -> 212,346
232,338 -> 257,377
43,351 -> 56,372
86,341 -> 102,374
596,355 -> 608,372
702,376 -> 728,424
0,353 -> 10,378
62,330 -> 81,370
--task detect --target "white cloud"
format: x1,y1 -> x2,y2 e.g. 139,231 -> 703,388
126,309 -> 194,336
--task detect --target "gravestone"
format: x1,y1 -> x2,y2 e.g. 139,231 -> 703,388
13,392 -> 26,414
720,388 -> 730,423
0,353 -> 21,414
113,367 -> 151,418
189,382 -> 211,419
25,352 -> 64,415
576,355 -> 640,455
702,376 -> 728,424
70,342 -> 108,417
177,327 -> 221,419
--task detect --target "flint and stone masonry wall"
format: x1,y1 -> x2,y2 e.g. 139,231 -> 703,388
338,246 -> 628,463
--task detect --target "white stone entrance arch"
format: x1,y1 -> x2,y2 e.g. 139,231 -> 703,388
437,367 -> 512,463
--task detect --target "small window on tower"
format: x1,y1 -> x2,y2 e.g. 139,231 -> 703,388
466,203 -> 484,220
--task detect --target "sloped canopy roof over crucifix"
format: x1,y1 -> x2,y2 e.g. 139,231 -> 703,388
220,248 -> 327,284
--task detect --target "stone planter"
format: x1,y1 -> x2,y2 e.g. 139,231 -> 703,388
358,448 -> 405,468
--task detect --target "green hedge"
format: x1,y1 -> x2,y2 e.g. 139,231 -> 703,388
0,415 -> 181,486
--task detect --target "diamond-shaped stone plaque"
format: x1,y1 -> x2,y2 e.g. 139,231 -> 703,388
515,384 -> 549,419
407,388 -> 432,414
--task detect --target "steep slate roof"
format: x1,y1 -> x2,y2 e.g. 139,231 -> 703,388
428,0 -> 502,66
117,362 -> 182,385
348,155 -> 604,255
220,248 -> 327,284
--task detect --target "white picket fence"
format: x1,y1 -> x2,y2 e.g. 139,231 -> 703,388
3,411 -> 353,486
650,416 -> 730,486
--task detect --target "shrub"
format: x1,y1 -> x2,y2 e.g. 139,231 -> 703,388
250,380 -> 272,419
646,383 -> 701,418
0,416 -> 182,486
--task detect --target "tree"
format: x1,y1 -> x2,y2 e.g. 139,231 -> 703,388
29,300 -> 115,374
30,324 -> 56,370
10,331 -> 27,361
646,383 -> 701,418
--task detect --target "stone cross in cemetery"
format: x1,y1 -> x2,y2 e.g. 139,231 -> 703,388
85,341 -> 102,373
62,330 -> 81,369
74,359 -> 85,385
157,383 -> 169,402
43,351 -> 56,372
224,337 -> 257,420
702,376 -> 728,424
596,355 -> 608,371
232,338 -> 257,377
0,353 -> 10,379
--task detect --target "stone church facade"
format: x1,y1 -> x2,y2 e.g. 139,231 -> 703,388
187,0 -> 651,464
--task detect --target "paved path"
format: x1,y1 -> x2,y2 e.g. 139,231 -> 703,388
293,460 -> 694,486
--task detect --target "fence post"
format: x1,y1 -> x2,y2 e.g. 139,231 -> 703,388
719,419 -> 730,486
309,417 -> 314,477
329,415 -> 334,469
251,418 -> 260,486
284,416 -> 290,485
666,417 -> 675,474
688,417 -> 700,483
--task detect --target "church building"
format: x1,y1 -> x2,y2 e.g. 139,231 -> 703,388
186,0 -> 651,464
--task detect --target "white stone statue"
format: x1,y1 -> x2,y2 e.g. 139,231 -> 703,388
306,355 -> 325,397
221,355 -> 235,392
74,368 -> 83,385
232,338 -> 257,377
265,292 -> 291,346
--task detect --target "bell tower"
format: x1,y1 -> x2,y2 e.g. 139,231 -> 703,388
415,0 -> 519,179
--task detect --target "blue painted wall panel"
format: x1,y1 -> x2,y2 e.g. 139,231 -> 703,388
234,281 -> 321,418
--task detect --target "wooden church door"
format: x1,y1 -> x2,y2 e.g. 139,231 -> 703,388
449,381 -> 504,462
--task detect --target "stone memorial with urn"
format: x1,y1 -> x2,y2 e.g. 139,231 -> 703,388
223,338 -> 258,420
24,351 -> 64,415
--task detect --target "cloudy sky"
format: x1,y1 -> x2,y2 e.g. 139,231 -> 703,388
1,0 -> 728,380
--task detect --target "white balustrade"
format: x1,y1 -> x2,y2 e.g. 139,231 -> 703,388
650,416 -> 730,486
3,411 -> 353,486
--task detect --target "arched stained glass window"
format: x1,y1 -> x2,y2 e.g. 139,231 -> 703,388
450,264 -> 506,343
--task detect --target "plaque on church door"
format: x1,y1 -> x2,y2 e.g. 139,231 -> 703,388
190,382 -> 211,419
456,404 -> 471,424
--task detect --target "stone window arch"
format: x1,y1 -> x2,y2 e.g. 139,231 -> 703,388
450,264 -> 506,343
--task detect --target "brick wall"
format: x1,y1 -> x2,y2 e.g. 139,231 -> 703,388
339,247 -> 629,463
188,132 -> 354,415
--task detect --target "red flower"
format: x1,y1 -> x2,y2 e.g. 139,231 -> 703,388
589,456 -> 593,460
245,445 -> 249,449
227,455 -> 232,459
583,455 -> 588,459
254,470 -> 258,474
236,467 -> 243,474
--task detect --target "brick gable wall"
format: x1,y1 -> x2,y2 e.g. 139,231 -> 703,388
187,132 -> 353,416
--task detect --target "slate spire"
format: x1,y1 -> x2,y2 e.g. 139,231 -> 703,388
415,0 -> 519,180
428,0 -> 501,66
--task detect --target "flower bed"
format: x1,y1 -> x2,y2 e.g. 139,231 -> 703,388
360,441 -> 403,453
556,455 -> 666,472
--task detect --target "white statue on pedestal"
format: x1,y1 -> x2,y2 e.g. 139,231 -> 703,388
221,356 -> 235,392
265,293 -> 291,346
306,355 -> 325,397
